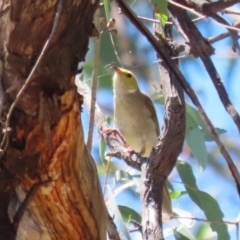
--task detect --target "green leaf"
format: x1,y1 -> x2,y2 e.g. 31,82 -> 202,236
174,232 -> 191,240
185,127 -> 208,172
153,93 -> 165,105
202,127 -> 227,142
115,170 -> 133,183
174,227 -> 195,240
170,191 -> 187,199
186,102 -> 227,141
99,137 -> 107,165
149,0 -> 168,28
106,116 -> 113,126
186,109 -> 198,131
186,102 -> 206,131
118,205 -> 142,223
196,224 -> 216,240
186,104 -> 208,172
96,163 -> 107,175
103,0 -> 111,21
176,161 -> 230,240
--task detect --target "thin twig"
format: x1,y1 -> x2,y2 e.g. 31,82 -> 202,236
168,0 -> 240,32
0,0 -> 63,151
87,8 -> 101,151
210,13 -> 240,53
208,31 -> 235,44
169,12 -> 188,42
103,0 -> 123,67
138,15 -> 206,24
106,212 -> 120,240
171,215 -> 238,226
138,16 -> 173,25
139,14 -> 239,46
222,8 -> 240,16
115,0 -> 240,196
172,7 -> 240,134
168,0 -> 205,18
202,0 -> 240,14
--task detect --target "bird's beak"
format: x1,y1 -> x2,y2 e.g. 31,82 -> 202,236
114,66 -> 122,74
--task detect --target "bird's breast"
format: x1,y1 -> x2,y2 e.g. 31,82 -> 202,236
114,93 -> 158,157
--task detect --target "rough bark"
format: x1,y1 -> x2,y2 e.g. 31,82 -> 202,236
0,1 -> 106,239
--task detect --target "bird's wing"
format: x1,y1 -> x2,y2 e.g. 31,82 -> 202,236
143,93 -> 160,136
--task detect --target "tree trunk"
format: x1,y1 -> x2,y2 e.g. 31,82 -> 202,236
0,1 -> 106,239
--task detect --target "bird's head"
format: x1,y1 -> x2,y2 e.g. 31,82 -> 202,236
113,67 -> 139,93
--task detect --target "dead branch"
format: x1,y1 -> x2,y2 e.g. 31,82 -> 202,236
174,0 -> 239,14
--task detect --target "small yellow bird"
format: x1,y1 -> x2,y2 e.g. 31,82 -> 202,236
113,66 -> 172,215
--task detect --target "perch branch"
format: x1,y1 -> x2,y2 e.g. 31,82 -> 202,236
140,22 -> 186,238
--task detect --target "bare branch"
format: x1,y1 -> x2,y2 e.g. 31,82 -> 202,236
168,0 -> 240,32
208,21 -> 240,43
202,0 -> 240,14
140,24 -> 186,238
222,8 -> 240,16
106,213 -> 120,240
210,13 -> 240,52
174,0 -> 240,15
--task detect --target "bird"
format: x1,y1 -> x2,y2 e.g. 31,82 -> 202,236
112,66 -> 172,215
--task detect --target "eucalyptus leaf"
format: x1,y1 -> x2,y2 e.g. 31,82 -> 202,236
186,102 -> 227,140
176,161 -> 230,240
186,127 -> 208,172
202,127 -> 227,142
174,226 -> 196,240
186,109 -> 198,131
170,191 -> 187,199
149,0 -> 168,28
103,0 -> 111,21
115,170 -> 133,183
99,137 -> 107,164
118,205 -> 141,223
196,224 -> 216,240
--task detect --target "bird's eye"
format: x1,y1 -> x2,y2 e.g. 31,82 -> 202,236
126,73 -> 132,78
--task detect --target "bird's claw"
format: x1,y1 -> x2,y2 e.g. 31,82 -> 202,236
101,128 -> 126,145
